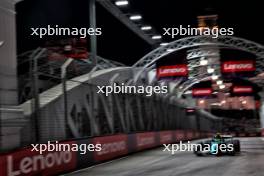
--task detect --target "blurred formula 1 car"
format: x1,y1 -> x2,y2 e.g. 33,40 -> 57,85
194,133 -> 240,156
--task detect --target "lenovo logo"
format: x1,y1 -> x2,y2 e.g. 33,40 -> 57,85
93,135 -> 128,161
222,61 -> 255,73
233,86 -> 253,93
192,88 -> 212,96
137,136 -> 155,147
136,133 -> 157,150
157,65 -> 188,77
7,151 -> 73,176
159,132 -> 173,144
175,130 -> 185,141
97,141 -> 126,156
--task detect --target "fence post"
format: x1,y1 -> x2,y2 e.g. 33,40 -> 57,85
89,0 -> 97,65
31,48 -> 46,142
0,41 -> 3,147
61,58 -> 73,137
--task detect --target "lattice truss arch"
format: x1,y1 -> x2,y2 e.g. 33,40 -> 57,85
132,36 -> 264,94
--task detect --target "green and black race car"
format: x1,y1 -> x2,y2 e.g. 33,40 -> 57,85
194,133 -> 240,156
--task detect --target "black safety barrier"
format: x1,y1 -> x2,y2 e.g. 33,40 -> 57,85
1,130 -> 259,176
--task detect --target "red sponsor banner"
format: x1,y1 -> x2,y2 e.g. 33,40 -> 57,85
221,60 -> 255,73
194,131 -> 200,138
136,132 -> 157,151
233,86 -> 253,93
192,88 -> 212,96
0,141 -> 77,176
157,65 -> 188,78
186,131 -> 194,140
93,135 -> 128,162
174,130 -> 185,141
159,131 -> 173,144
255,100 -> 261,109
46,38 -> 89,60
65,52 -> 89,59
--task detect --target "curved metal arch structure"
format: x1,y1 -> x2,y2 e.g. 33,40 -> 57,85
181,62 -> 264,98
132,36 -> 264,92
133,36 -> 264,68
187,47 -> 220,60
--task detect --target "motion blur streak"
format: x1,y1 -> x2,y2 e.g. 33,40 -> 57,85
66,138 -> 264,176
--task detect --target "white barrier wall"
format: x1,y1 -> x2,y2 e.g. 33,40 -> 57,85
0,0 -> 18,106
0,1 -> 26,151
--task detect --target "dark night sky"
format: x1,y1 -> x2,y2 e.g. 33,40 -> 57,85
16,0 -> 264,66
131,0 -> 264,43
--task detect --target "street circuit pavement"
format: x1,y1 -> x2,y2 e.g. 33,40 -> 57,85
65,137 -> 264,176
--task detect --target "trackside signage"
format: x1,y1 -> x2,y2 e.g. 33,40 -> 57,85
255,101 -> 261,109
192,88 -> 212,96
0,141 -> 77,176
157,65 -> 188,78
221,60 -> 255,73
136,132 -> 157,150
93,135 -> 128,161
0,131 -> 210,175
195,131 -> 200,138
186,131 -> 194,140
159,131 -> 173,144
233,86 -> 253,93
174,130 -> 185,141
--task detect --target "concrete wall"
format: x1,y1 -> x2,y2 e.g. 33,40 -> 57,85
0,0 -> 18,106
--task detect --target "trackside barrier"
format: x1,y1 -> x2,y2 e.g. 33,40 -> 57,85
174,130 -> 185,141
93,135 -> 128,162
238,133 -> 246,137
0,130 -> 207,176
159,131 -> 174,144
222,132 -> 260,137
230,132 -> 237,137
206,132 -> 215,138
248,133 -> 258,137
0,141 -> 78,176
185,130 -> 194,140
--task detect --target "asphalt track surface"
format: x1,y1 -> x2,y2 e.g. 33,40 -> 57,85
65,137 -> 264,176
